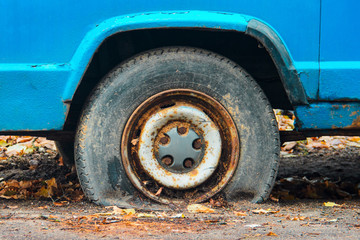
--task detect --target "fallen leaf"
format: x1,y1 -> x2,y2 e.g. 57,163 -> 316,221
348,136 -> 360,142
17,136 -> 33,143
5,180 -> 20,188
131,138 -> 139,146
284,215 -> 308,221
209,198 -> 226,208
0,194 -> 17,199
34,178 -> 58,198
171,213 -> 185,218
35,186 -> 50,198
48,215 -> 61,222
7,205 -> 18,209
155,187 -> 163,196
323,202 -> 340,207
53,201 -> 69,206
105,206 -> 136,216
282,141 -> 297,151
35,139 -> 56,150
234,211 -> 247,216
5,145 -> 27,156
345,141 -> 360,148
58,156 -> 64,166
266,231 -> 278,236
187,204 -> 215,213
270,195 -> 279,202
252,209 -> 279,214
245,224 -> 261,229
137,213 -> 157,218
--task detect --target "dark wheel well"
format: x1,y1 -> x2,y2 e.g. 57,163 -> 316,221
64,28 -> 292,131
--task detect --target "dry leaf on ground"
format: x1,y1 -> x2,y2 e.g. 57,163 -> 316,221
105,206 -> 136,216
187,204 -> 215,213
234,211 -> 247,216
323,202 -> 341,207
137,213 -> 157,218
266,231 -> 278,236
252,209 -> 279,214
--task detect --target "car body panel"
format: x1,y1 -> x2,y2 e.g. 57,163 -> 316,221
1,1 -> 359,132
319,1 -> 360,100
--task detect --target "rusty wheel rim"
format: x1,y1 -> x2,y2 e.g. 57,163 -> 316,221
121,89 -> 239,204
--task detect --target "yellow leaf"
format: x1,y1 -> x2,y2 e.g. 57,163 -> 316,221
0,140 -> 8,147
46,178 -> 58,189
348,136 -> 360,142
137,213 -> 157,218
35,186 -> 50,198
105,206 -> 136,216
187,204 -> 215,213
323,202 -> 340,207
122,208 -> 136,215
252,209 -> 279,214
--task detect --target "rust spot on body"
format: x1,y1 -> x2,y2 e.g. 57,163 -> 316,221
350,111 -> 359,117
345,116 -> 360,129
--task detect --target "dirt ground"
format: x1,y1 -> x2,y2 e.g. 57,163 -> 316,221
1,140 -> 360,239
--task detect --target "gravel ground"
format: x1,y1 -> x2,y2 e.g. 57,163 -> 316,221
0,141 -> 360,239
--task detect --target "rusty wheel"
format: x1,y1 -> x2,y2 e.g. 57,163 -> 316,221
75,47 -> 279,208
121,89 -> 239,204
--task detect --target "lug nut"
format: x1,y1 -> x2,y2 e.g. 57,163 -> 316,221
159,136 -> 169,145
192,138 -> 202,149
184,158 -> 194,168
162,156 -> 173,166
177,127 -> 187,135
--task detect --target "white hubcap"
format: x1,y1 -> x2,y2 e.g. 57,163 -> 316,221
138,105 -> 222,189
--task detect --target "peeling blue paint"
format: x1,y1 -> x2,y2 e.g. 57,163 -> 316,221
295,103 -> 360,130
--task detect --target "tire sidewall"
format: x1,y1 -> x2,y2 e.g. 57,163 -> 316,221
75,47 -> 279,204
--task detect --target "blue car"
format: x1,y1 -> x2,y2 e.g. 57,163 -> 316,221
1,1 -> 359,206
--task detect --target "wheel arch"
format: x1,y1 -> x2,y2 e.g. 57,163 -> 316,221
63,11 -> 308,131
245,19 -> 308,106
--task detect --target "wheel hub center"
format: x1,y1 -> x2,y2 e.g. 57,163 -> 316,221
136,104 -> 222,189
158,127 -> 202,172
